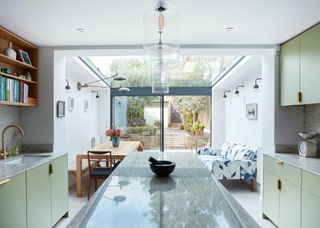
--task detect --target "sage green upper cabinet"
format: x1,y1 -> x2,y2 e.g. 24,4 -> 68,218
27,162 -> 51,228
300,24 -> 320,104
280,23 -> 320,106
0,173 -> 27,228
51,155 -> 68,226
280,36 -> 300,106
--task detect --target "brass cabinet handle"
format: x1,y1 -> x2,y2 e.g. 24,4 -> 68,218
297,92 -> 302,103
49,164 -> 53,175
277,179 -> 281,190
0,178 -> 10,186
276,160 -> 284,165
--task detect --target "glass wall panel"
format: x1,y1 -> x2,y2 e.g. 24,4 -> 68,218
113,96 -> 161,150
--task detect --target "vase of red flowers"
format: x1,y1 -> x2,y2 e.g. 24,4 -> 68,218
106,127 -> 123,147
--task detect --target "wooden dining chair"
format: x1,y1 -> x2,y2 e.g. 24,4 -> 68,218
87,151 -> 113,200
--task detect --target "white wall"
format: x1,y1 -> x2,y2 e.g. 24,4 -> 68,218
65,75 -> 100,164
224,77 -> 262,147
211,90 -> 225,148
97,89 -> 110,143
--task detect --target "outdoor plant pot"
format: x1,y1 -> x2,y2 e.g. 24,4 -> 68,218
194,130 -> 204,136
112,137 -> 120,147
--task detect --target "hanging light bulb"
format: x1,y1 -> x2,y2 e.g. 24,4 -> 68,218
144,0 -> 179,69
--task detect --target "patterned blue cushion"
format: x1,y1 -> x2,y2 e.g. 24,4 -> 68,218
197,147 -> 220,156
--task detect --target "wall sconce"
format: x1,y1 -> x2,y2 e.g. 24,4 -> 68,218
77,72 -> 126,91
65,79 -> 71,90
223,90 -> 231,98
253,78 -> 262,89
91,91 -> 100,98
234,85 -> 244,94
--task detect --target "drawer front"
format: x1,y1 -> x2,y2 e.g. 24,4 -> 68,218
302,170 -> 320,197
264,155 -> 301,186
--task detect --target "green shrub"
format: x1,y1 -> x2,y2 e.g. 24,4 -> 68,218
127,125 -> 157,135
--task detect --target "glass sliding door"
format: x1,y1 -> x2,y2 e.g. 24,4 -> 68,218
164,96 -> 211,151
113,96 -> 161,150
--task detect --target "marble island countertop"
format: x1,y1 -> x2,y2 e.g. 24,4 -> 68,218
0,152 -> 67,181
67,152 -> 259,228
264,152 -> 320,176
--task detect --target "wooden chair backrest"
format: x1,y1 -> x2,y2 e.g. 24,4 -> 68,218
87,151 -> 112,175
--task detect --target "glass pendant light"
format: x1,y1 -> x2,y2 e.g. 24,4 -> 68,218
144,0 -> 179,69
151,67 -> 170,94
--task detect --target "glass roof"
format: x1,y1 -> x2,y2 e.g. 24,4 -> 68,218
86,55 -> 237,88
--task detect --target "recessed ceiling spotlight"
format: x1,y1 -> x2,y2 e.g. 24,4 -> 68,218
76,28 -> 85,33
225,27 -> 234,32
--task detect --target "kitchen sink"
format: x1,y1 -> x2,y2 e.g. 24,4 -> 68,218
5,155 -> 50,165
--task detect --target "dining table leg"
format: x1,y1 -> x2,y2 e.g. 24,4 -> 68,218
76,155 -> 82,197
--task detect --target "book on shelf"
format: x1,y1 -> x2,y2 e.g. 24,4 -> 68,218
0,75 -> 29,103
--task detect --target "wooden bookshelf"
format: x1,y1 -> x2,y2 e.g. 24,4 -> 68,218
0,26 -> 38,107
0,101 -> 37,107
0,72 -> 37,85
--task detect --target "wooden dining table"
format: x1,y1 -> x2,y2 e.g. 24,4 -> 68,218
74,140 -> 141,197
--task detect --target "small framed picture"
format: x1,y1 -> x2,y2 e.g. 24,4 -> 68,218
246,103 -> 258,120
57,101 -> 65,117
68,96 -> 74,112
19,50 -> 32,65
84,100 -> 89,112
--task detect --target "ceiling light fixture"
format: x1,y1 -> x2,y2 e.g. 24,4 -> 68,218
76,28 -> 85,33
235,85 -> 244,94
223,90 -> 231,98
91,91 -> 100,99
144,0 -> 179,94
225,27 -> 234,32
253,77 -> 262,89
65,79 -> 71,90
118,86 -> 130,93
77,72 -> 126,91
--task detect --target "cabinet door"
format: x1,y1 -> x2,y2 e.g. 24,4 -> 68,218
0,173 -> 27,228
300,24 -> 320,104
280,37 -> 300,106
51,155 -> 68,226
263,170 -> 279,225
279,179 -> 301,228
302,190 -> 320,228
27,162 -> 51,228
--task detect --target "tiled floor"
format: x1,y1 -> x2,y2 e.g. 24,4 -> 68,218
222,180 -> 276,228
55,179 -> 276,228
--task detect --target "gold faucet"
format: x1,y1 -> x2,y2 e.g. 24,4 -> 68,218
1,124 -> 24,160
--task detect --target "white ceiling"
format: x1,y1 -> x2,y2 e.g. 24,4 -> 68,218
1,0 -> 319,46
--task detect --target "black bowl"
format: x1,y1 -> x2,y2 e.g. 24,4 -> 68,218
150,160 -> 176,177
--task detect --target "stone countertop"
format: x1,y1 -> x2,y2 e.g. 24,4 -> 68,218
264,152 -> 320,176
67,151 -> 259,228
0,152 -> 67,182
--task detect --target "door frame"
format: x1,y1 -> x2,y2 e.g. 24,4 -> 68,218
110,87 -> 212,151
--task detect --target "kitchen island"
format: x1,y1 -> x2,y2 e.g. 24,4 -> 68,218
68,151 -> 259,228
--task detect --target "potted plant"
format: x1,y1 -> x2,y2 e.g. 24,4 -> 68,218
106,127 -> 123,147
191,122 -> 205,136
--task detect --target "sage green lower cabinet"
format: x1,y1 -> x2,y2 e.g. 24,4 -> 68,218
301,190 -> 320,228
263,170 -> 279,226
27,155 -> 69,228
301,170 -> 320,228
263,155 -> 301,227
0,173 -> 27,228
279,179 -> 300,228
51,155 -> 68,226
27,161 -> 52,228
